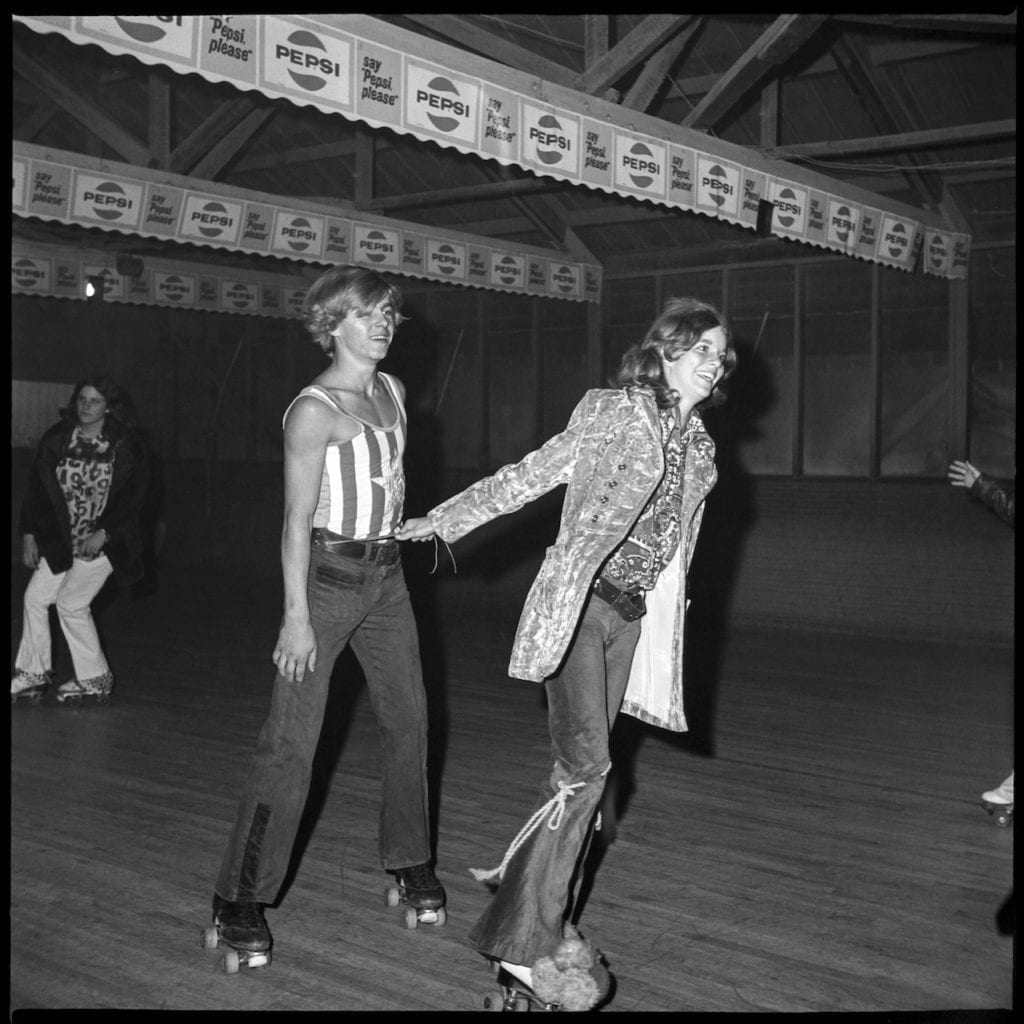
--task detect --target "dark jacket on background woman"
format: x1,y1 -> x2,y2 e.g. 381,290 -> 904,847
19,416 -> 149,586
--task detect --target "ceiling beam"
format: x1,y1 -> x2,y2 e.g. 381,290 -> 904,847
13,48 -> 151,166
767,118 -> 1016,159
191,107 -> 277,180
831,13 -> 1016,35
575,15 -> 695,95
400,14 -> 579,86
364,177 -> 565,213
682,14 -> 831,129
829,35 -> 943,209
622,19 -> 702,113
147,71 -> 171,169
168,95 -> 268,176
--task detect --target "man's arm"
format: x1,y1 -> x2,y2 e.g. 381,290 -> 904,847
272,398 -> 334,683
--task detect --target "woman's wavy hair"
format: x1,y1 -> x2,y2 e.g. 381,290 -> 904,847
61,377 -> 138,431
302,265 -> 407,354
614,296 -> 737,409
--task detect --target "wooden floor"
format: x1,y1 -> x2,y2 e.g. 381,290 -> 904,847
9,555 -> 1015,1017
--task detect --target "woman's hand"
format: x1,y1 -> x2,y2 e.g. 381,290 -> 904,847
948,460 -> 981,490
22,534 -> 39,570
396,517 -> 437,542
79,529 -> 107,559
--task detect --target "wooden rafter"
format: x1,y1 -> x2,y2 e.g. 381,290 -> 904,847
830,35 -> 947,209
575,15 -> 694,96
622,19 -> 702,113
400,13 -> 579,86
168,96 -> 268,176
682,14 -> 831,129
13,48 -> 150,165
767,119 -> 1016,160
832,13 -> 1016,35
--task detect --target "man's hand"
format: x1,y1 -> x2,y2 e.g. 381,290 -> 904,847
273,617 -> 318,683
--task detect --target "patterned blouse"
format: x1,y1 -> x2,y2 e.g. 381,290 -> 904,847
602,407 -> 686,591
57,427 -> 114,556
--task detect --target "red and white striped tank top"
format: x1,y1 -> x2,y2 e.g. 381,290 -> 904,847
283,372 -> 407,540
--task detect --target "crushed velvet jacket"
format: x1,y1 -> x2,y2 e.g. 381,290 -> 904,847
428,387 -> 718,732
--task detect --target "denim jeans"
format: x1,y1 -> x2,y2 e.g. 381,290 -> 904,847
467,590 -> 642,965
215,544 -> 430,904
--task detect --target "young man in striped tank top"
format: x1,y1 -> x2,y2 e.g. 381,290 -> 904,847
208,266 -> 444,966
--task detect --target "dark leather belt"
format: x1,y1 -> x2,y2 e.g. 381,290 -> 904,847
311,528 -> 400,565
592,576 -> 646,622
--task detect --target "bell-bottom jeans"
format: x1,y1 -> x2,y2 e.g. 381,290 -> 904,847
467,591 -> 642,966
16,555 -> 114,682
215,545 -> 431,905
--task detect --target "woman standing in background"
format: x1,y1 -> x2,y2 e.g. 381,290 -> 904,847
11,377 -> 148,705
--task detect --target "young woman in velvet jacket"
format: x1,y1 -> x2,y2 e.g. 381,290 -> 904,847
398,297 -> 737,1009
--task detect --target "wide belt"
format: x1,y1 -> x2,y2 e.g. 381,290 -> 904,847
591,575 -> 646,622
311,528 -> 400,565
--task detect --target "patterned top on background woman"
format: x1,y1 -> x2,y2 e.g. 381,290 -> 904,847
58,426 -> 114,557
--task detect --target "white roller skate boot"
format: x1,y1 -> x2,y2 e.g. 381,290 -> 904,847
981,772 -> 1014,827
11,670 -> 52,705
56,671 -> 114,706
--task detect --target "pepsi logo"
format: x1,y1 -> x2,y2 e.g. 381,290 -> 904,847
552,265 -> 575,294
361,230 -> 391,263
191,201 -> 234,238
831,205 -> 855,243
159,275 -> 189,302
418,77 -> 468,134
225,283 -> 252,309
884,222 -> 908,258
701,164 -> 732,206
281,217 -> 315,252
530,115 -> 571,165
114,17 -> 175,45
83,181 -> 132,221
622,142 -> 659,189
432,244 -> 458,274
12,258 -> 45,288
495,255 -> 520,285
276,30 -> 341,93
774,187 -> 801,228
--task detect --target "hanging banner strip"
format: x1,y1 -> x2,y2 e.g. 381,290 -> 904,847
12,142 -> 598,303
12,237 -> 314,317
13,13 -> 969,279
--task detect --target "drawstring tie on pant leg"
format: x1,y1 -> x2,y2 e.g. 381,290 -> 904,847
470,779 -> 586,883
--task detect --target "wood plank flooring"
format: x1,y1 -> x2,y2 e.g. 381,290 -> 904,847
9,560 -> 1015,1016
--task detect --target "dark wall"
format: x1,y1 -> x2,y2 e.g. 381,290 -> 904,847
11,252 -> 1015,647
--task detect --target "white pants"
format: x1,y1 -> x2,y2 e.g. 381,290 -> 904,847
15,556 -> 114,682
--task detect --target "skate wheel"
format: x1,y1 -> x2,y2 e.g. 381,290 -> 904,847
403,906 -> 419,929
483,992 -> 503,1011
385,885 -> 401,908
201,926 -> 219,950
431,906 -> 447,927
222,949 -> 241,974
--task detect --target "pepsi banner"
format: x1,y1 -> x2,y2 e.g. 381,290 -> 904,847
13,14 -> 968,279
12,237 -> 312,318
13,142 -> 597,304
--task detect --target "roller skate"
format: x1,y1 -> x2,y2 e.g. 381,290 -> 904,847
201,895 -> 272,973
981,773 -> 1014,827
11,670 -> 52,706
55,671 -> 114,706
385,861 -> 447,928
481,924 -> 612,1012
